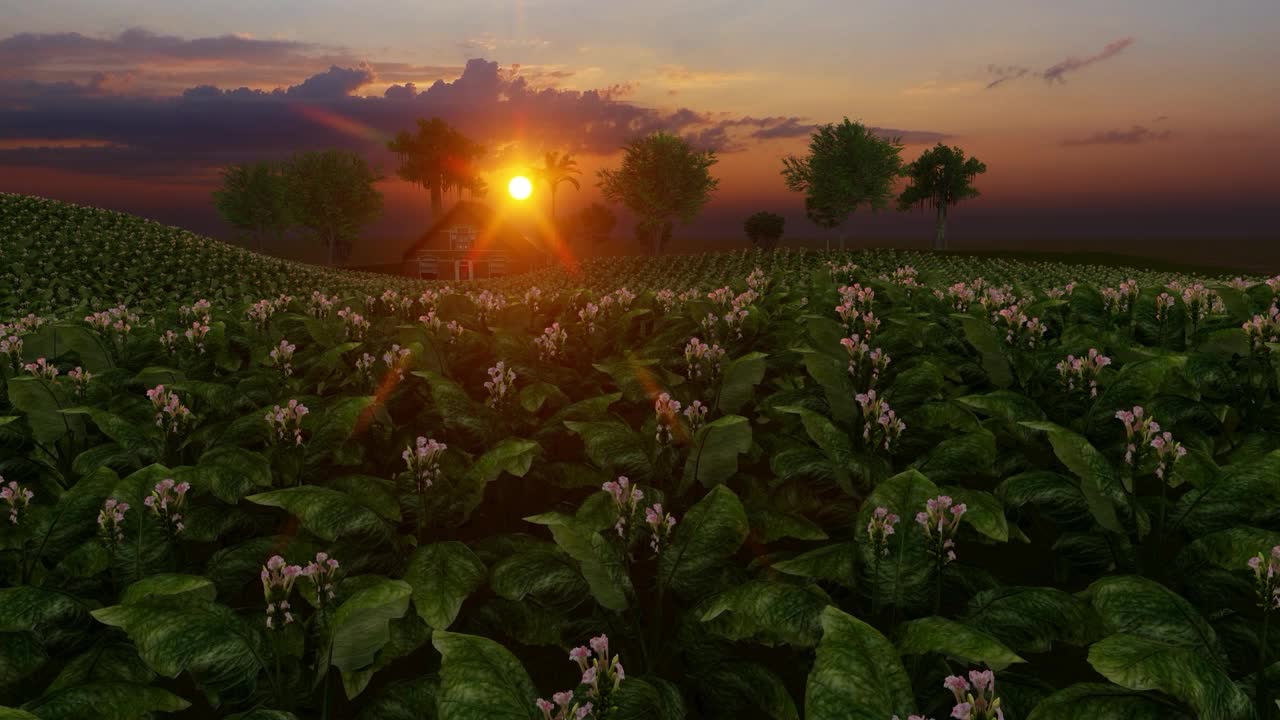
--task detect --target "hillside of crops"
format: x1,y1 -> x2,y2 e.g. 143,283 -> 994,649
2,193 -> 1280,720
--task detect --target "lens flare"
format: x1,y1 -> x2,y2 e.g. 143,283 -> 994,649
508,175 -> 533,200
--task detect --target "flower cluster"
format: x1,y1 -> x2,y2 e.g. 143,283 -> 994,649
337,307 -> 370,339
655,288 -> 677,313
866,506 -> 900,556
144,478 -> 190,535
1248,545 -> 1280,610
403,436 -> 447,492
182,320 -> 211,354
654,392 -> 682,444
1114,405 -> 1185,477
602,476 -> 644,537
246,297 -> 283,330
534,322 -> 568,360
1243,304 -> 1280,350
302,552 -> 341,603
309,291 -> 334,318
855,390 -> 905,452
1150,430 -> 1188,481
746,267 -> 769,293
159,329 -> 179,355
471,290 -> 507,324
146,384 -> 193,434
84,304 -> 139,336
947,281 -> 977,311
1179,283 -> 1224,326
446,320 -> 464,344
536,635 -> 626,720
267,339 -> 296,377
683,400 -> 708,432
645,504 -> 678,553
916,495 -> 966,563
992,305 -> 1046,348
1055,348 -> 1111,397
1,478 -> 34,525
97,497 -> 129,545
0,333 -> 22,367
684,337 -> 726,381
1154,292 -> 1176,322
578,302 -> 601,334
882,265 -> 921,288
178,299 -> 211,322
841,334 -> 890,388
260,555 -> 302,629
943,671 -> 1004,720
355,352 -> 377,384
382,344 -> 411,381
523,286 -> 544,313
23,356 -> 59,381
484,362 -> 517,407
66,366 -> 92,397
265,399 -> 308,446
1101,279 -> 1139,314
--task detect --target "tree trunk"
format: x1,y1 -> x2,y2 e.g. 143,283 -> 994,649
430,182 -> 442,219
327,228 -> 337,266
839,233 -> 846,252
933,205 -> 948,252
550,186 -> 557,229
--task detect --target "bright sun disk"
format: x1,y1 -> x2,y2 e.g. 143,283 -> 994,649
508,175 -> 532,200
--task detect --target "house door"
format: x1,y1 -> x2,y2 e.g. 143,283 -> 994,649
455,259 -> 473,281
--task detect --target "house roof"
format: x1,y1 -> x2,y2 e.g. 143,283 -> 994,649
401,201 -> 544,260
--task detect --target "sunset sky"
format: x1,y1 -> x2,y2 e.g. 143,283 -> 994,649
1,0 -> 1277,265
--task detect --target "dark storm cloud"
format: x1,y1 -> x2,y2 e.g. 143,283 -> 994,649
0,28 -> 317,72
1060,125 -> 1172,146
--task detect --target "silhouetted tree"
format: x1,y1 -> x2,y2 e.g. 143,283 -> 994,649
897,143 -> 987,251
387,118 -> 485,220
744,211 -> 785,250
598,132 -> 718,255
577,201 -> 617,244
212,161 -> 290,252
781,118 -> 903,251
532,151 -> 581,227
283,150 -> 383,266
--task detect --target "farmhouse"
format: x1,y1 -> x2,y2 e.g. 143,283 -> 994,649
401,201 -> 547,280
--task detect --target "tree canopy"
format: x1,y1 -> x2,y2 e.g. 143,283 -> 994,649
780,118 -> 903,249
743,211 -> 786,250
283,149 -> 383,266
597,131 -> 719,255
387,117 -> 485,220
211,161 -> 291,253
576,201 -> 617,245
532,151 -> 581,228
898,143 -> 987,251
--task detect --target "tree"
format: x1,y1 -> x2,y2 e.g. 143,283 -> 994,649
211,161 -> 290,253
576,201 -> 616,245
743,211 -> 785,250
387,118 -> 485,220
897,143 -> 987,251
283,150 -> 383,266
531,151 -> 581,228
597,131 -> 719,255
780,118 -> 903,251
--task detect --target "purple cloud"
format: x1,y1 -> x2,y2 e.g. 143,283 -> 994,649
1043,37 -> 1135,84
1060,124 -> 1172,146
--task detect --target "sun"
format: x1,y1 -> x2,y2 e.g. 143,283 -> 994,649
508,175 -> 533,200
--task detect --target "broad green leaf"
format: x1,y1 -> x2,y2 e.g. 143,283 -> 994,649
356,676 -> 439,720
611,676 -> 689,720
25,323 -> 113,372
771,543 -> 855,586
120,574 -> 216,606
0,632 -> 45,694
1020,421 -> 1123,532
6,377 -> 82,444
701,579 -> 828,646
180,446 -> 273,504
963,587 -> 1103,653
777,406 -> 853,492
805,606 -> 915,720
682,415 -> 752,489
1179,527 -> 1280,572
61,407 -> 158,455
246,486 -> 389,543
403,543 -> 486,630
659,485 -> 749,598
749,508 -> 829,543
489,549 -> 588,609
1085,576 -> 1221,655
564,420 -> 652,480
718,352 -> 767,414
803,353 -> 857,422
897,616 -> 1025,670
44,642 -> 154,694
856,470 -> 939,611
526,515 -> 630,611
959,316 -> 1012,388
91,599 -> 267,704
1087,634 -> 1251,720
0,587 -> 90,650
1027,683 -> 1191,720
309,395 -> 376,450
327,578 -> 413,672
917,432 -> 997,483
0,708 -> 39,719
697,662 -> 798,720
942,486 -> 1008,542
433,631 -> 540,720
21,682 -> 190,720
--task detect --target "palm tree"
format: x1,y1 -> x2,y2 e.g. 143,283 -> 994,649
532,151 -> 581,227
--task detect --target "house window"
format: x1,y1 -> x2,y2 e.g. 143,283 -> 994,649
417,255 -> 438,279
489,254 -> 508,277
449,225 -> 476,251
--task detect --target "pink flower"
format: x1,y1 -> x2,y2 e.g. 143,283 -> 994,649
951,703 -> 972,720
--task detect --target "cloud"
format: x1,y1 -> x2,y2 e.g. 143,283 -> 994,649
1060,124 -> 1172,146
984,64 -> 1030,90
1042,37 -> 1135,84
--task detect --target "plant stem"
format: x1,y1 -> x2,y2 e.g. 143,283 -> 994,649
932,552 -> 944,617
1260,609 -> 1272,720
871,552 -> 882,619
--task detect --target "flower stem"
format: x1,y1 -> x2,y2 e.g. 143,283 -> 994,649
1260,609 -> 1272,720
